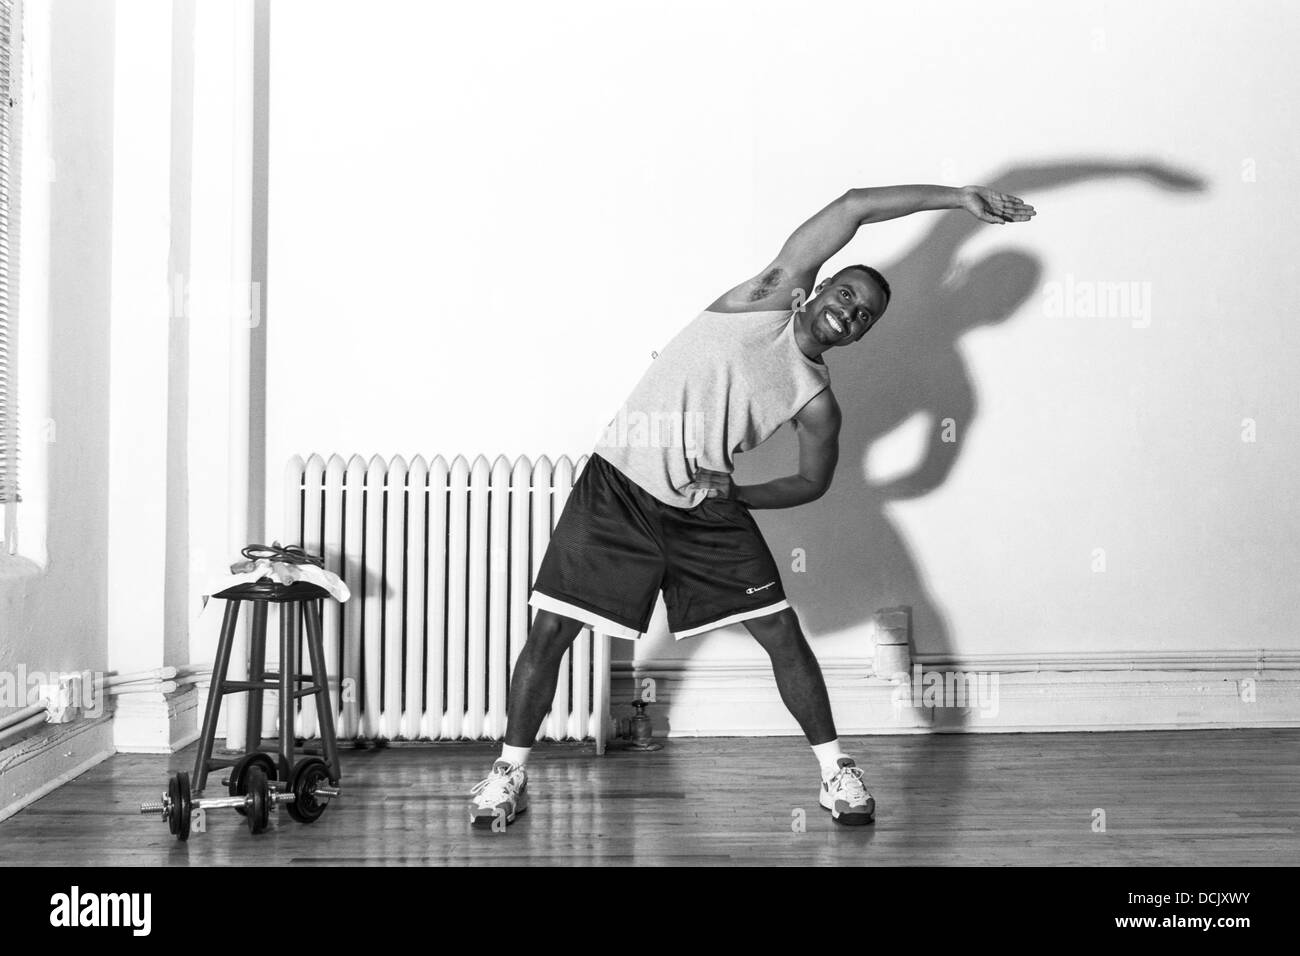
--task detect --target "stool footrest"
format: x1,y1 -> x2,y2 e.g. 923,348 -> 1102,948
220,678 -> 327,694
220,680 -> 281,693
260,672 -> 319,683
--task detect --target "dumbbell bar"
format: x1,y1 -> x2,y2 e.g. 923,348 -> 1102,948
217,781 -> 340,801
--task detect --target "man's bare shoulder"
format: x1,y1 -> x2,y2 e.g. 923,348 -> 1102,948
793,387 -> 841,433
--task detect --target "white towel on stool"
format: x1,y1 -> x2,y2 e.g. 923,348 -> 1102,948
204,558 -> 351,603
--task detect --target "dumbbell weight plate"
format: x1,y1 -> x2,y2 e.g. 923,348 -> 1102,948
229,753 -> 278,817
286,758 -> 331,824
176,771 -> 193,842
245,766 -> 271,835
166,775 -> 179,836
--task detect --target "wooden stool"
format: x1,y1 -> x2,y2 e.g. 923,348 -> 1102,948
192,580 -> 342,814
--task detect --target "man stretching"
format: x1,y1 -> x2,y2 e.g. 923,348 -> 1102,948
469,182 -> 1035,827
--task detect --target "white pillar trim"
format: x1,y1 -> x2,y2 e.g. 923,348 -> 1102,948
187,0 -> 256,750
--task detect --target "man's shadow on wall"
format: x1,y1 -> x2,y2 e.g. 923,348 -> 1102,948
718,158 -> 1205,849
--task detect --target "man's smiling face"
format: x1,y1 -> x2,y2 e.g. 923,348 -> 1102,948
802,266 -> 890,348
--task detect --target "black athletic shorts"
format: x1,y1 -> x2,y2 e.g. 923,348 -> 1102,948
528,453 -> 789,639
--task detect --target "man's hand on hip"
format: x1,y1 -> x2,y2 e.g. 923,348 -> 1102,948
688,467 -> 735,500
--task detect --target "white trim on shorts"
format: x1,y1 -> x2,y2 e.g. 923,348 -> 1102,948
528,590 -> 642,641
672,599 -> 790,639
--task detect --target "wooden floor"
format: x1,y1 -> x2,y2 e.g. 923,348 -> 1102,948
2,729 -> 1297,866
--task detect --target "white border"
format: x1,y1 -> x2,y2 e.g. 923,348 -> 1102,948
528,591 -> 642,640
672,599 -> 790,639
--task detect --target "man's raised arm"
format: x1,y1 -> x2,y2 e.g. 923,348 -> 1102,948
708,184 -> 1035,313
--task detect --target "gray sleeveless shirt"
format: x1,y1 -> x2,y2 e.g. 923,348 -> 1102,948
592,308 -> 831,509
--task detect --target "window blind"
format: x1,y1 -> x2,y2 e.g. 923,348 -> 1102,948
0,0 -> 19,506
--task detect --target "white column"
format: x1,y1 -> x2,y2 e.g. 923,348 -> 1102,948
187,0 -> 256,751
106,0 -> 174,751
226,0 -> 254,564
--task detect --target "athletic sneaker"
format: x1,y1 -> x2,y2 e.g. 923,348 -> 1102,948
819,757 -> 875,825
468,760 -> 529,828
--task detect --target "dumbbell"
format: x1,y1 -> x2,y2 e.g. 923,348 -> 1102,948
140,756 -> 341,841
140,767 -> 294,841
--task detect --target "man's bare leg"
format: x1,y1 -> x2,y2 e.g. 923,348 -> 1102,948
743,607 -> 837,742
503,609 -> 585,747
467,609 -> 584,827
743,606 -> 875,824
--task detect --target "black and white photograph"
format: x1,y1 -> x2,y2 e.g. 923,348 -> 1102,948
0,0 -> 1294,926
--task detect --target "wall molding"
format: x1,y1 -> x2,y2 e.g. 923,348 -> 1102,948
0,713 -> 116,824
112,685 -> 200,754
611,649 -> 1300,737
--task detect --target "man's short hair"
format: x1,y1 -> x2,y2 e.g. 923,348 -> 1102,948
837,264 -> 892,307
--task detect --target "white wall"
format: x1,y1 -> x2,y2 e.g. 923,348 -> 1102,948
0,0 -> 117,716
1,0 -> 207,747
265,0 -> 1300,675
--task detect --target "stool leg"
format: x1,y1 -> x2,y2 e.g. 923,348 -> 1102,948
193,599 -> 241,790
278,601 -> 296,780
245,600 -> 268,754
303,599 -> 342,784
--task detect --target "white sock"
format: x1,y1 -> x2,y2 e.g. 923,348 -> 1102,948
811,740 -> 849,780
498,744 -> 531,769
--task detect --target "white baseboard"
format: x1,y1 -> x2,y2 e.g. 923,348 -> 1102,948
0,714 -> 116,824
611,649 -> 1300,736
112,685 -> 200,753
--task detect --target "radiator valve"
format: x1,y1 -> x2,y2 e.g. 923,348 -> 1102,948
623,699 -> 662,752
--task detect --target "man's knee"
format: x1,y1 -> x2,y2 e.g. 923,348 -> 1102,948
525,609 -> 583,658
744,606 -> 802,649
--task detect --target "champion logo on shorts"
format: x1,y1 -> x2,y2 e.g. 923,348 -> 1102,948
745,581 -> 776,595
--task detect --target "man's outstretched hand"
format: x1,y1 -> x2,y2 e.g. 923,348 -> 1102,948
960,185 -> 1037,224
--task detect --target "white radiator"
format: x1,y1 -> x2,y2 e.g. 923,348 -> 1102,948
279,453 -> 611,752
